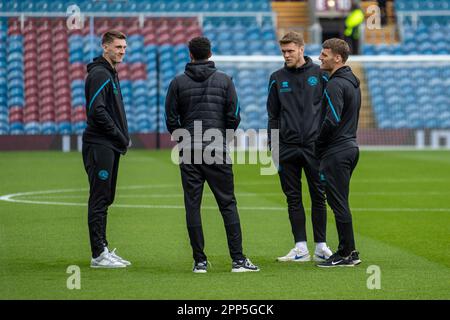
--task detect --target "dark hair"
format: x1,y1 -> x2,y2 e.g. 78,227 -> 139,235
188,36 -> 211,60
102,30 -> 127,45
322,38 -> 351,62
279,31 -> 304,47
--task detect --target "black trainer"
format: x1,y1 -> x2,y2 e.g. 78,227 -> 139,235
231,258 -> 260,272
349,251 -> 362,265
193,261 -> 208,273
317,252 -> 354,268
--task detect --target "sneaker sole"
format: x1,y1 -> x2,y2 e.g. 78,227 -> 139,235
193,270 -> 207,273
316,264 -> 355,268
277,256 -> 311,262
352,260 -> 362,265
90,264 -> 126,269
231,268 -> 260,273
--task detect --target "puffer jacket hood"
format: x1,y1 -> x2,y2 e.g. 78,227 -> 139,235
184,61 -> 217,82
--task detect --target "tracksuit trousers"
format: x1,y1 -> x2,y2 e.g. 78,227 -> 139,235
320,147 -> 359,257
180,162 -> 245,263
277,145 -> 327,243
82,143 -> 120,259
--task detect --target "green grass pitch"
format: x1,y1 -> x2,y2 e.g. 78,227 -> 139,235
0,150 -> 449,299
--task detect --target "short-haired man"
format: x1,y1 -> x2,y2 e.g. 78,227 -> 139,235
165,37 -> 259,273
267,31 -> 333,263
83,30 -> 131,268
316,38 -> 362,267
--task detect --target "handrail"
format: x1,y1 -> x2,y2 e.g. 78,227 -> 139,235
213,55 -> 450,63
397,10 -> 450,16
396,11 -> 450,40
0,11 -> 277,28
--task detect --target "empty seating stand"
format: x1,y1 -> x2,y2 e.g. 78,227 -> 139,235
362,0 -> 450,130
0,0 -> 278,134
0,0 -> 448,135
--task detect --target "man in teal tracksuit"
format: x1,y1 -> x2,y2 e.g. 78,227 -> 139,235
316,38 -> 362,268
267,32 -> 332,263
83,30 -> 130,268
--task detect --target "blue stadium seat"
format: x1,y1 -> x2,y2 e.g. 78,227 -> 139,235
41,121 -> 56,134
10,122 -> 24,134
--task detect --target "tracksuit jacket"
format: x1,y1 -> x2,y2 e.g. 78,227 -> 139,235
83,56 -> 129,154
267,56 -> 328,150
315,65 -> 361,158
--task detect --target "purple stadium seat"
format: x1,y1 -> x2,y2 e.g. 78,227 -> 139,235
41,67 -> 54,76
53,32 -> 67,44
54,94 -> 71,104
56,116 -> 71,124
24,77 -> 38,88
144,32 -> 156,45
8,19 -> 21,35
38,43 -> 53,54
24,32 -> 37,42
40,87 -> 53,97
24,113 -> 40,123
9,108 -> 23,122
25,87 -> 39,98
40,113 -> 55,122
24,52 -> 38,62
24,41 -> 38,52
25,96 -> 39,107
54,61 -> 69,72
41,97 -> 54,107
41,105 -> 55,115
37,78 -> 52,89
157,33 -> 171,45
56,104 -> 71,114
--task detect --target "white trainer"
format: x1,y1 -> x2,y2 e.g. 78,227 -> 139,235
109,248 -> 131,266
277,247 -> 311,262
313,246 -> 333,262
90,248 -> 126,268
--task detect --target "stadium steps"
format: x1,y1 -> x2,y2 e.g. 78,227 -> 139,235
362,1 -> 399,45
347,61 -> 376,129
271,1 -> 310,42
364,24 -> 399,45
361,0 -> 397,25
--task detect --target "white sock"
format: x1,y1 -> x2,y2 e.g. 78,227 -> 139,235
295,241 -> 308,252
315,242 -> 327,252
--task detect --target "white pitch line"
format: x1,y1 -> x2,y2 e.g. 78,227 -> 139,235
2,186 -> 450,212
17,191 -> 450,200
1,196 -> 450,213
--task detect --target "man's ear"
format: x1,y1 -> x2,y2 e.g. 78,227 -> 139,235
335,54 -> 342,64
207,51 -> 212,59
189,52 -> 194,61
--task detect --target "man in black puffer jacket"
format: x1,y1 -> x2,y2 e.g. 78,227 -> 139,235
165,37 -> 259,273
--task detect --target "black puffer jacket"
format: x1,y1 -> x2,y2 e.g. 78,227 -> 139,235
165,61 -> 240,143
